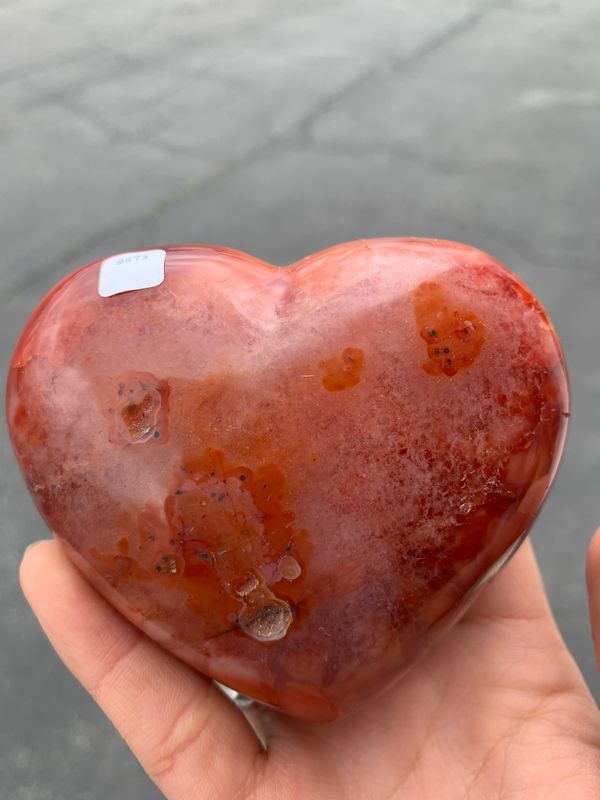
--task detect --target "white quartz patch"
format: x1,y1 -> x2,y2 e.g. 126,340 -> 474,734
98,249 -> 166,297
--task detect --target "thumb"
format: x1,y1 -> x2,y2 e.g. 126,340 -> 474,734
586,527 -> 600,670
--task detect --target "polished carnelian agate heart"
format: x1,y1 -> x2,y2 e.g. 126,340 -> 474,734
7,239 -> 569,721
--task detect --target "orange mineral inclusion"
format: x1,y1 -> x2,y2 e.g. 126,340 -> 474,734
414,281 -> 485,376
6,239 -> 569,722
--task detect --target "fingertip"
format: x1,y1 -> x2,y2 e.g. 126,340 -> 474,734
22,539 -> 46,559
19,538 -> 56,597
586,527 -> 600,668
586,527 -> 600,587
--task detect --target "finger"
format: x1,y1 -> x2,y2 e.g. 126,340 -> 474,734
463,538 -> 555,624
586,526 -> 600,669
461,535 -> 599,700
20,540 -> 265,800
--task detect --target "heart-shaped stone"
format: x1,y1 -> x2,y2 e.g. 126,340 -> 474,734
7,239 -> 569,721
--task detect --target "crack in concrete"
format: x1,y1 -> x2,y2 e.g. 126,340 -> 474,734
0,0 -> 327,87
305,140 -> 466,174
296,0 -> 510,146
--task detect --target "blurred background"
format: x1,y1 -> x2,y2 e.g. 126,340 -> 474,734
1,0 -> 599,797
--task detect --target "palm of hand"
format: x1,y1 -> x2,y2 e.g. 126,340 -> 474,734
20,538 -> 600,800
262,542 -> 599,800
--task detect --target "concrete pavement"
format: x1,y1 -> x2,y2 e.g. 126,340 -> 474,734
1,0 -> 599,797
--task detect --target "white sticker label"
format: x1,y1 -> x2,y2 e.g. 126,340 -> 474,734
98,249 -> 166,297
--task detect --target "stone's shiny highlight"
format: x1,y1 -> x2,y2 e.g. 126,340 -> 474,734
6,239 -> 569,722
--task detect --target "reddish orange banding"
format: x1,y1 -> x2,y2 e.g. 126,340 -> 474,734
88,447 -> 313,644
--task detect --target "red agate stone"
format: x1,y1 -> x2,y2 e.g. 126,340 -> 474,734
6,239 -> 569,721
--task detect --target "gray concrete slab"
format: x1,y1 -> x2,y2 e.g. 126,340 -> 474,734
1,0 -> 599,798
0,0 -> 492,298
310,1 -> 600,278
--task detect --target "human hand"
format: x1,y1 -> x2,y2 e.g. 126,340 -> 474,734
20,533 -> 600,799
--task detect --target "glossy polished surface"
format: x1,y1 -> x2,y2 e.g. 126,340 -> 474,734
6,239 -> 569,721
